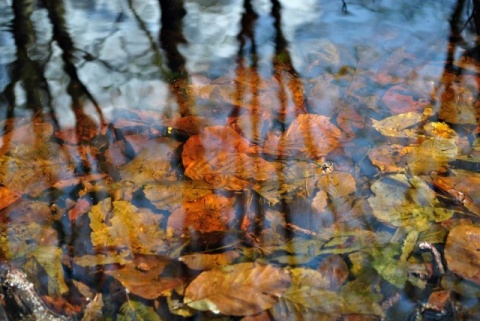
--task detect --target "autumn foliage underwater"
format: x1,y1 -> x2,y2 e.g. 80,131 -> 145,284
2,58 -> 480,320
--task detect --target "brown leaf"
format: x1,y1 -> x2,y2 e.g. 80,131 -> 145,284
316,172 -> 356,198
167,194 -> 236,236
445,225 -> 480,285
432,175 -> 480,216
0,121 -> 53,154
104,255 -> 183,299
368,144 -> 407,173
182,126 -> 250,168
68,197 -> 92,222
382,85 -> 430,113
184,262 -> 291,315
283,114 -> 341,159
179,251 -> 240,270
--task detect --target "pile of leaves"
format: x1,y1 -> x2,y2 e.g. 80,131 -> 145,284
1,45 -> 480,320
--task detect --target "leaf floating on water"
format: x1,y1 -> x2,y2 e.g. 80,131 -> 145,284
368,174 -> 454,231
184,262 -> 291,316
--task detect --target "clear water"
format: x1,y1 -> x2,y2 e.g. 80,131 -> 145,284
0,0 -> 479,320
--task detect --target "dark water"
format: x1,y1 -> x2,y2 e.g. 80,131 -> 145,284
1,0 -> 480,320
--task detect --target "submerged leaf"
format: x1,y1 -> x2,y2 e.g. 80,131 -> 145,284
445,225 -> 480,285
368,174 -> 453,231
105,255 -> 182,300
89,199 -> 165,254
118,300 -> 163,321
184,262 -> 291,316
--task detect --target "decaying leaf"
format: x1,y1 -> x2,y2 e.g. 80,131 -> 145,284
105,255 -> 182,300
117,300 -> 163,320
381,85 -> 431,113
0,186 -> 21,210
281,114 -> 342,159
144,180 -> 213,211
316,172 -> 356,198
371,109 -> 432,138
182,126 -> 250,168
271,265 -> 383,320
0,142 -> 76,196
368,174 -> 453,231
25,246 -> 69,296
184,262 -> 291,316
445,225 -> 480,285
167,194 -> 235,236
0,121 -> 53,151
432,174 -> 480,216
74,251 -> 130,267
89,198 -> 166,254
119,138 -> 181,184
179,251 -> 240,270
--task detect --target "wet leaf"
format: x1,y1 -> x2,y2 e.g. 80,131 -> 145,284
432,174 -> 480,216
368,174 -> 454,231
283,114 -> 342,159
0,121 -> 53,152
444,224 -> 480,285
371,243 -> 408,288
316,172 -> 356,198
74,251 -> 130,267
119,138 -> 181,184
0,186 -> 21,210
179,251 -> 240,270
0,142 -> 75,196
381,85 -> 430,113
25,246 -> 68,296
167,194 -> 235,236
118,300 -> 163,321
182,126 -> 250,168
184,262 -> 291,316
271,265 -> 383,320
371,110 -> 432,138
89,199 -> 166,254
439,86 -> 478,125
144,181 -> 213,211
0,223 -> 58,259
105,255 -> 182,300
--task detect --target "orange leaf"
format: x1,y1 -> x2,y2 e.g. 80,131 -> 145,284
0,186 -> 21,210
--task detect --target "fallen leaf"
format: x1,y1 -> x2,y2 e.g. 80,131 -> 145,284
368,174 -> 454,231
382,85 -> 430,113
105,255 -> 182,299
179,251 -> 240,270
167,194 -> 235,236
184,262 -> 291,316
89,199 -> 166,254
283,114 -> 342,159
0,186 -> 21,210
445,225 -> 480,285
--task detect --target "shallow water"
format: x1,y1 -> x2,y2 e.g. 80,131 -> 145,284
1,0 -> 480,320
